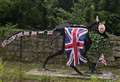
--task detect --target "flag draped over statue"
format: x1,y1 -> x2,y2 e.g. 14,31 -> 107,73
64,27 -> 88,67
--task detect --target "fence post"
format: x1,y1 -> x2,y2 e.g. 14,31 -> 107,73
19,34 -> 23,82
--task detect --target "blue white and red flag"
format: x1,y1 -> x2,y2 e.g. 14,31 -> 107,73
98,54 -> 107,66
64,27 -> 88,66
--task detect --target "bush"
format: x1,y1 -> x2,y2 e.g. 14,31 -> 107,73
0,59 -> 24,82
0,24 -> 22,39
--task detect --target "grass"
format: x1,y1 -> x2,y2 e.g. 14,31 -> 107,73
1,61 -> 120,82
23,75 -> 120,82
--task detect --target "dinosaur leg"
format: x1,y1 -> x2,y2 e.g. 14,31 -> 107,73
86,61 -> 97,74
43,49 -> 64,70
71,66 -> 83,75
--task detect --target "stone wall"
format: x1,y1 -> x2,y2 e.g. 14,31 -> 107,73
0,33 -> 66,66
109,34 -> 120,61
0,33 -> 120,66
111,36 -> 120,57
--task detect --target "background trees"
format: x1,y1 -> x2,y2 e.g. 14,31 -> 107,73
0,0 -> 119,35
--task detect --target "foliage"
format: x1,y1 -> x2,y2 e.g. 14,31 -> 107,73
0,0 -> 119,33
0,24 -> 22,38
0,60 -> 24,82
69,0 -> 120,35
0,0 -> 68,30
92,0 -> 120,35
70,0 -> 120,34
70,0 -> 95,25
0,59 -> 4,80
91,76 -> 98,81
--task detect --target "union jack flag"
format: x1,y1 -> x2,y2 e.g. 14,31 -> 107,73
98,53 -> 107,66
64,27 -> 88,67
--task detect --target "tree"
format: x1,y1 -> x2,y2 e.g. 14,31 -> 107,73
0,0 -> 71,30
0,0 -> 119,35
70,0 -> 120,35
70,0 -> 96,25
